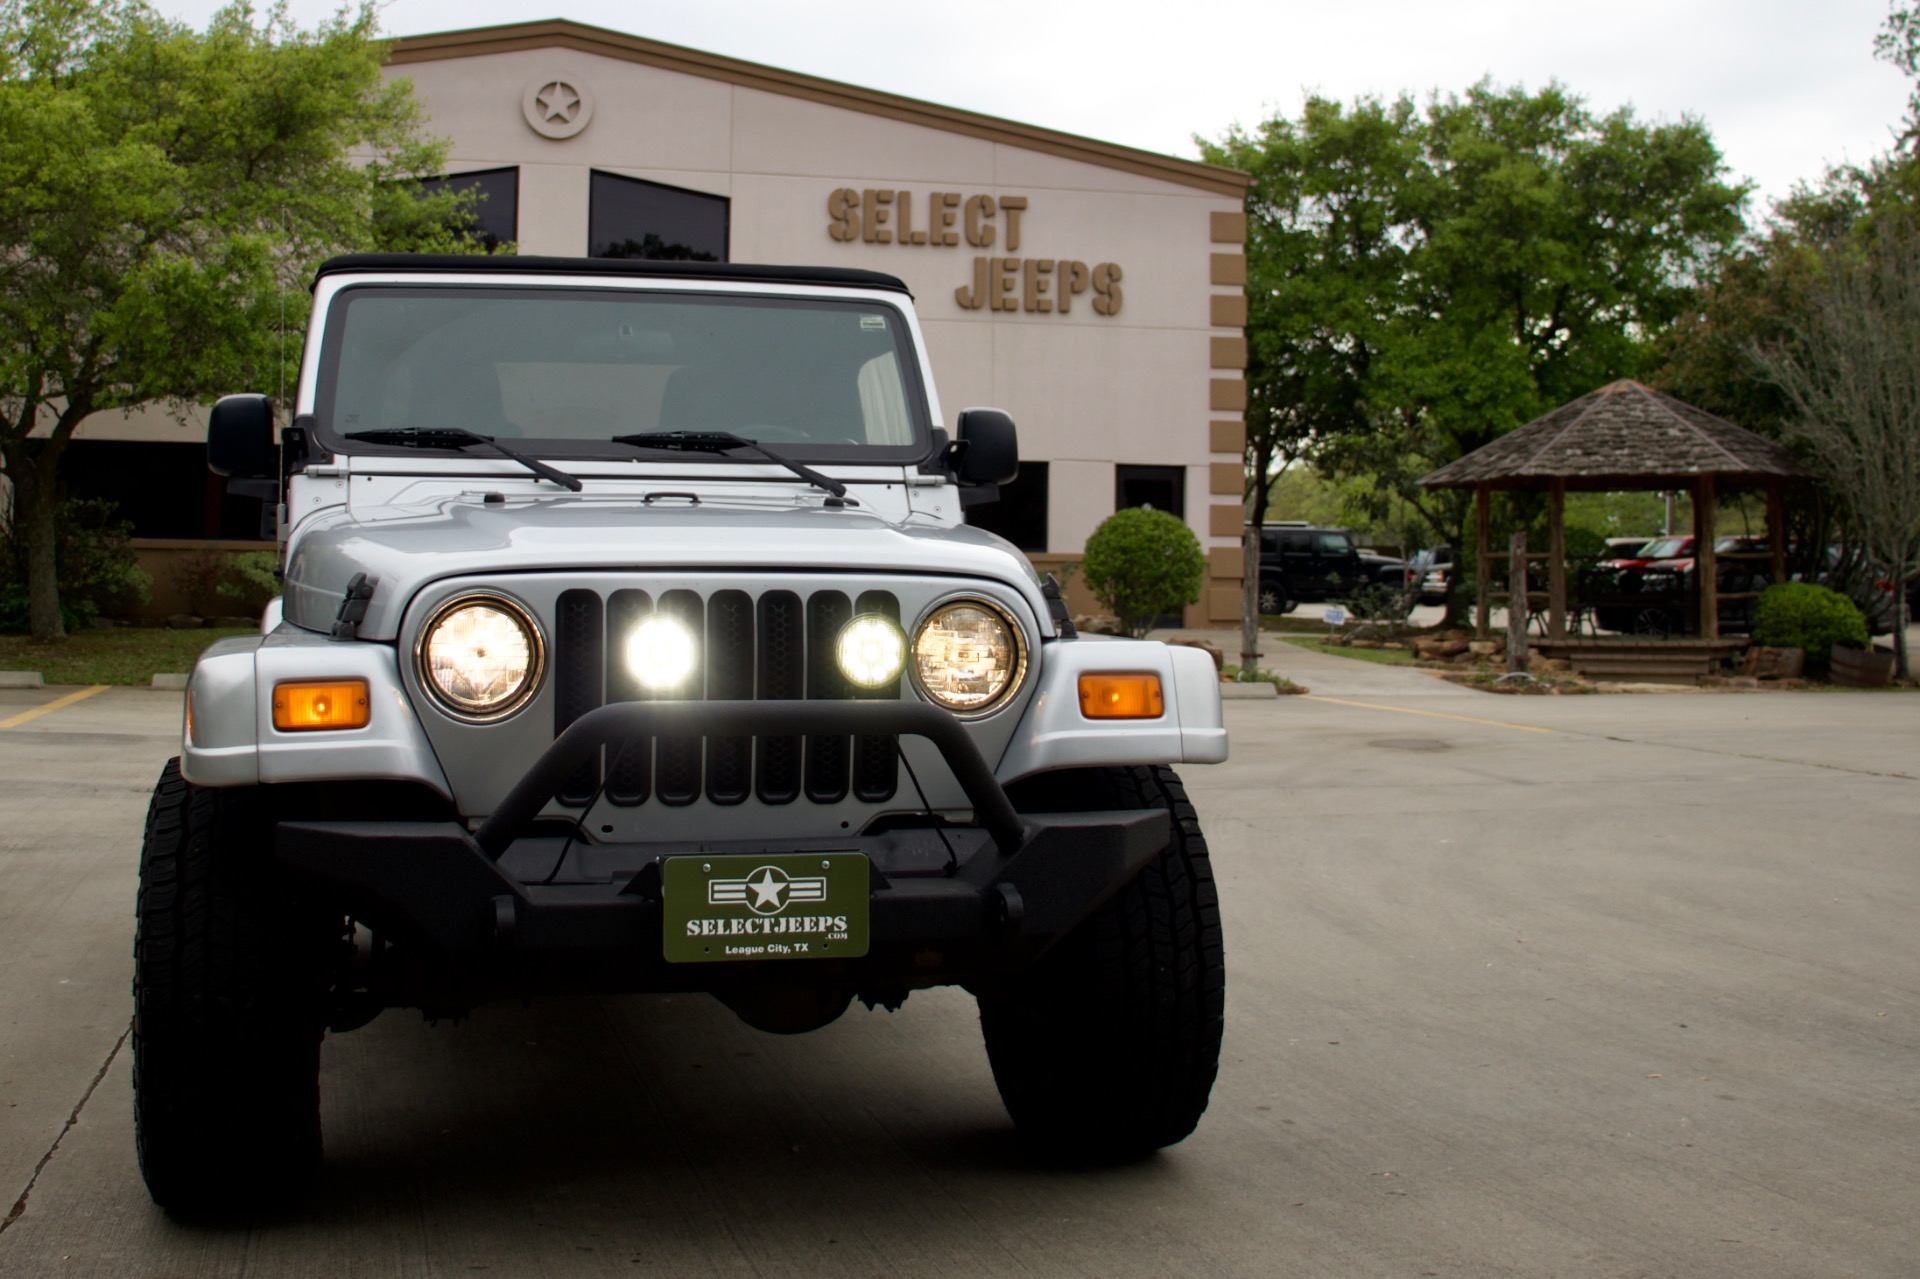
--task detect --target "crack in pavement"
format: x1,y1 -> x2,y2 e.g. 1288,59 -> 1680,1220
1594,734 -> 1920,781
0,1023 -> 130,1237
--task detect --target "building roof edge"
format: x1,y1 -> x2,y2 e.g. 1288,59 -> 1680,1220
386,20 -> 1252,198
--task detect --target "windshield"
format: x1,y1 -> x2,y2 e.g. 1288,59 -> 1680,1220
313,286 -> 929,460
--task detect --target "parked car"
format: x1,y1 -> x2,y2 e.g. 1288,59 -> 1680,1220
1255,524 -> 1364,614
1606,534 -> 1694,576
1356,550 -> 1415,587
1415,545 -> 1455,605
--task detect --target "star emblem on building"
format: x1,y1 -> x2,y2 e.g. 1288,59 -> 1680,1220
535,81 -> 581,124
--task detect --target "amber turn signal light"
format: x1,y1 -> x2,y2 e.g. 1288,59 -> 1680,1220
1077,673 -> 1164,719
272,680 -> 371,731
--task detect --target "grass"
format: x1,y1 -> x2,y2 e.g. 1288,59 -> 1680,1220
1221,664 -> 1307,694
0,627 -> 253,686
1279,635 -> 1420,666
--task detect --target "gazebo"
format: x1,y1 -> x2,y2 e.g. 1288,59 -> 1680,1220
1418,380 -> 1811,673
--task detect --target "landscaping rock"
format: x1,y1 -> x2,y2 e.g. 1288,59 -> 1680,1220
1169,638 -> 1224,671
1468,640 -> 1500,657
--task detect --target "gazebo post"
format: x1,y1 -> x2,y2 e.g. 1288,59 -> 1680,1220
1548,478 -> 1567,640
1767,479 -> 1787,587
1475,485 -> 1491,640
1696,475 -> 1719,641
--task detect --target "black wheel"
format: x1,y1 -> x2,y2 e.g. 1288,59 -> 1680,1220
979,765 -> 1225,1159
134,759 -> 333,1215
1257,581 -> 1287,615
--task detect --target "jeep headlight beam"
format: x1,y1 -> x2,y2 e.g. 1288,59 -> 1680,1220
626,614 -> 699,692
836,615 -> 906,688
417,593 -> 544,720
911,599 -> 1026,713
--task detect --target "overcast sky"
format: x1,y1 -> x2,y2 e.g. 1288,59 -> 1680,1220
156,0 -> 1914,218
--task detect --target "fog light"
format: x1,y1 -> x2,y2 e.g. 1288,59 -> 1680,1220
273,679 -> 371,731
627,615 -> 699,691
837,615 -> 905,688
1077,673 -> 1163,719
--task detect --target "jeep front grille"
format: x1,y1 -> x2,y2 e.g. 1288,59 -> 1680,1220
551,587 -> 900,808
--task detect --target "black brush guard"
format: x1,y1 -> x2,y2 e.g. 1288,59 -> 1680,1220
273,700 -> 1169,992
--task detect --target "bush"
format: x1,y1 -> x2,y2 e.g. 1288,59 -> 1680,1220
0,498 -> 151,633
1080,507 -> 1205,638
1751,582 -> 1869,672
168,548 -> 281,618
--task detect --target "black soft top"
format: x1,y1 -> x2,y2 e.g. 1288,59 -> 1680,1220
313,254 -> 911,295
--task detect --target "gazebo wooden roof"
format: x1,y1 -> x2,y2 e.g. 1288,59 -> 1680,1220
1419,379 -> 1811,491
1417,379 -> 1811,651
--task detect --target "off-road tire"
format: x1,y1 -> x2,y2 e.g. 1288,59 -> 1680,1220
133,758 -> 331,1215
1257,581 -> 1287,616
979,765 -> 1225,1159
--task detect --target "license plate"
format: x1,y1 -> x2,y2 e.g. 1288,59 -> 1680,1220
662,853 -> 869,963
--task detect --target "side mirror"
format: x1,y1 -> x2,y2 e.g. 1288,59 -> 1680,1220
207,393 -> 276,479
954,408 -> 1019,486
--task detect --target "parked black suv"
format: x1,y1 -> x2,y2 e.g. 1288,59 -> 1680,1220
1255,524 -> 1364,614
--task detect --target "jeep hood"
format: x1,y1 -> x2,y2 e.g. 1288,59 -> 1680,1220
281,496 -> 1047,640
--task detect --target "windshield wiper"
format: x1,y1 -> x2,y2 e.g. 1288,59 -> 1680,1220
342,427 -> 583,492
610,430 -> 849,501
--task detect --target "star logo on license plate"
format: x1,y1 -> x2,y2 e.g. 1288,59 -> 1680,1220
708,865 -> 828,916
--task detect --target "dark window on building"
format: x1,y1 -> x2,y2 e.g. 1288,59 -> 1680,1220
58,441 -> 266,540
419,167 -> 519,252
965,461 -> 1049,551
1115,464 -> 1185,519
590,171 -> 729,261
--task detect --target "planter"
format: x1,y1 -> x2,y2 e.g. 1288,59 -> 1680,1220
1830,644 -> 1896,688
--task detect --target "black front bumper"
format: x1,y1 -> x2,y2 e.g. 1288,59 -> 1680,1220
273,700 -> 1169,993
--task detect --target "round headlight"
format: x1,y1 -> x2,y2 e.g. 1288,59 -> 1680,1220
912,600 -> 1026,713
837,615 -> 906,688
626,615 -> 699,692
418,594 -> 543,719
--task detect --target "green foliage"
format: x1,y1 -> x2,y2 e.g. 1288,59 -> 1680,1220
1751,582 -> 1870,670
1203,81 -> 1749,618
1080,508 -> 1206,638
0,0 -> 483,637
220,551 -> 281,611
0,497 -> 149,632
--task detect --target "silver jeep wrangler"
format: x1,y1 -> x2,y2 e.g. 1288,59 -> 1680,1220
134,254 -> 1227,1213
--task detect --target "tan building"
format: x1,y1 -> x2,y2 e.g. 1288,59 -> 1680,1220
79,19 -> 1252,625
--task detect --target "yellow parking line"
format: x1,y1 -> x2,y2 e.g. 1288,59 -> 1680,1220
1300,694 -> 1557,734
0,685 -> 112,730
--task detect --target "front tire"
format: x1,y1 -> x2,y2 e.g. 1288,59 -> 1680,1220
979,766 -> 1225,1159
133,759 -> 332,1215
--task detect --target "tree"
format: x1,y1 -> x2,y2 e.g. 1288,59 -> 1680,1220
0,0 -> 480,639
1751,225 -> 1920,679
1207,83 -> 1748,621
1080,508 -> 1206,638
1198,97 -> 1418,529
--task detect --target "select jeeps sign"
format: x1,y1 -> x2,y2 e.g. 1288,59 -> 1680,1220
662,853 -> 870,963
825,188 -> 1123,316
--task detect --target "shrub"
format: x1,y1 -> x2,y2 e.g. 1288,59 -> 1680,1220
1751,581 -> 1869,672
0,497 -> 151,633
220,551 -> 281,614
1080,507 -> 1205,638
168,548 -> 281,618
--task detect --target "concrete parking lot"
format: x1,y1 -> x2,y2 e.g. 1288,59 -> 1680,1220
0,674 -> 1914,1276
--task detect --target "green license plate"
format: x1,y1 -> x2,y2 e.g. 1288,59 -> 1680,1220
662,853 -> 870,963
